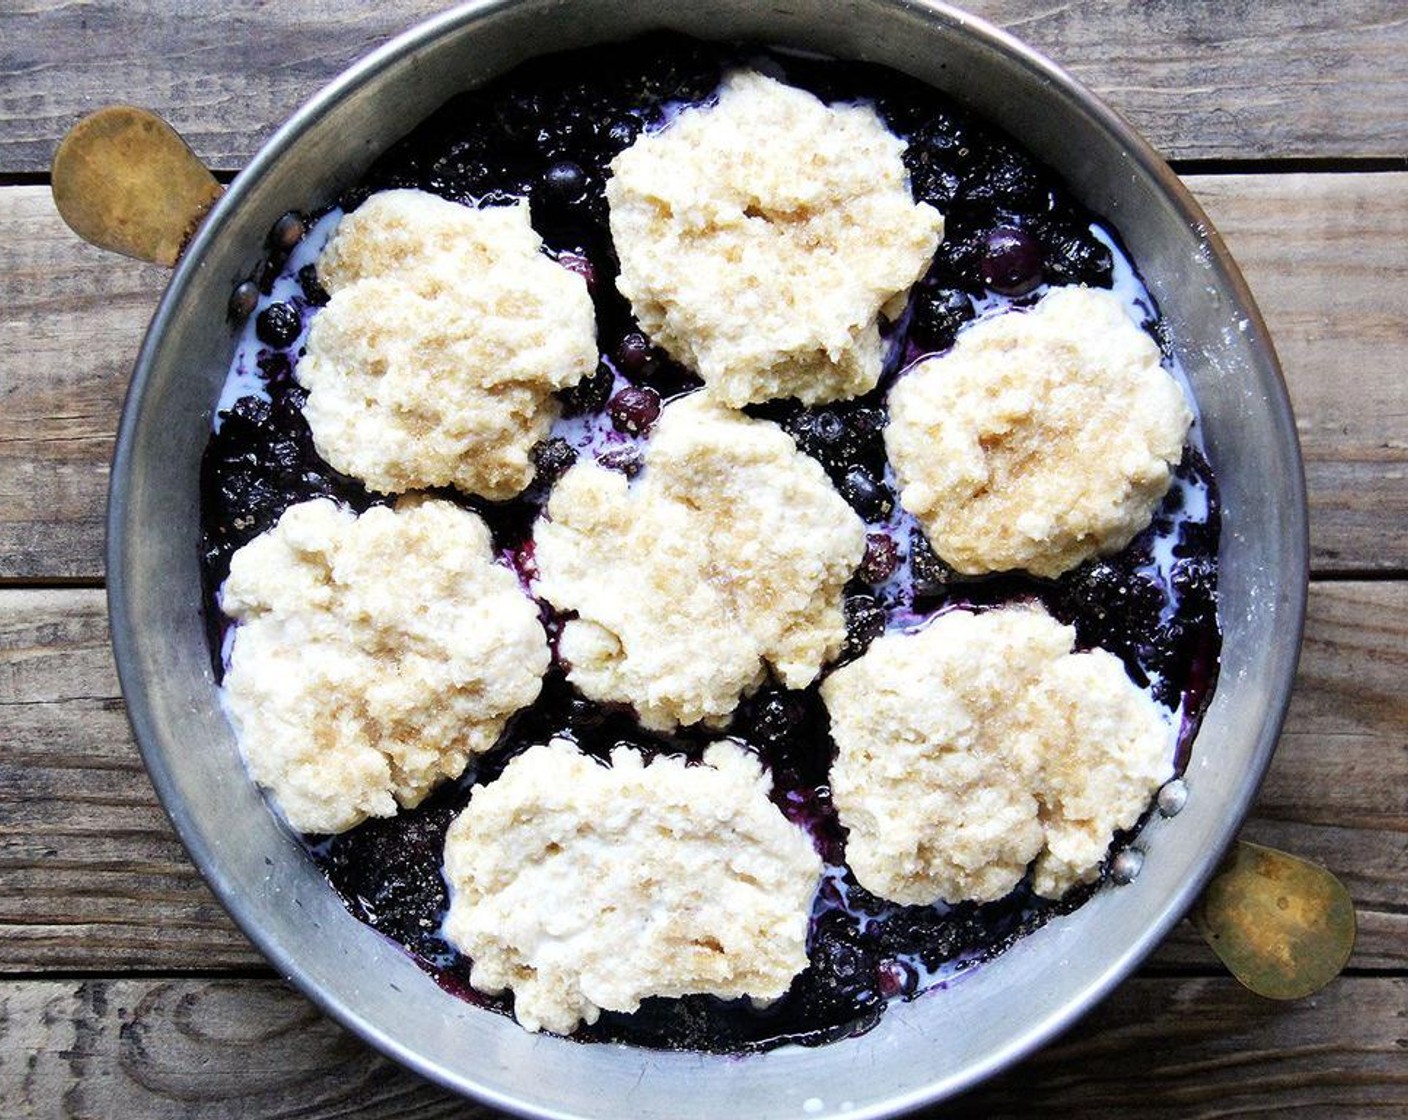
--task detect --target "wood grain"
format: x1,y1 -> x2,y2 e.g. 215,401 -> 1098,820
3,174 -> 1406,581
0,591 -> 257,971
0,978 -> 479,1120
957,976 -> 1408,1118
1195,175 -> 1408,573
1,975 -> 1403,1118
1,583 -> 1403,974
0,190 -> 166,581
2,1 -> 1406,172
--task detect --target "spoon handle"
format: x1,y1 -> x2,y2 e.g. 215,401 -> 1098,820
51,106 -> 222,267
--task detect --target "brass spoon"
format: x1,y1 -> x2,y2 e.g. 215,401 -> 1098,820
51,105 -> 223,267
50,107 -> 1360,1002
1191,840 -> 1356,999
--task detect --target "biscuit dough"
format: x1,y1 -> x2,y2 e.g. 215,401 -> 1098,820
221,497 -> 549,834
822,604 -> 1172,904
886,286 -> 1191,578
441,739 -> 822,1034
299,190 -> 597,499
607,70 -> 943,407
534,394 -> 867,729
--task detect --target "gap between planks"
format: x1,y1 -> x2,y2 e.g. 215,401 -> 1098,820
8,160 -> 1408,191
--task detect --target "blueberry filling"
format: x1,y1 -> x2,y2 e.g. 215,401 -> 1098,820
608,384 -> 663,435
909,286 -> 974,351
199,34 -> 1221,1053
254,301 -> 301,348
979,225 -> 1044,296
530,436 -> 579,487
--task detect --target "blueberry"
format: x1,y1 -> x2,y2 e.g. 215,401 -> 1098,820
1062,560 -> 1162,628
799,912 -> 882,1022
608,386 -> 662,435
1170,556 -> 1217,615
559,363 -> 614,416
842,882 -> 891,919
843,593 -> 885,660
960,147 -> 1044,208
254,251 -> 281,290
980,226 -> 1044,296
873,904 -> 983,973
750,690 -> 805,750
1177,512 -> 1220,562
201,388 -> 351,577
811,919 -> 874,993
615,331 -> 655,375
538,103 -> 602,156
255,350 -> 292,385
1044,226 -> 1114,287
876,960 -> 915,999
910,287 -> 973,351
786,408 -> 877,477
1151,671 -> 1183,710
605,117 -> 640,150
228,280 -> 260,322
859,533 -> 900,583
497,90 -> 545,143
425,136 -> 526,202
872,89 -> 928,134
839,467 -> 893,521
807,410 -> 847,449
270,211 -> 306,250
909,529 -> 955,596
635,46 -> 720,106
297,264 -> 330,307
909,163 -> 962,208
931,222 -> 985,280
910,110 -> 971,160
531,437 -> 578,486
541,159 -> 588,204
255,302 -> 302,349
849,406 -> 887,441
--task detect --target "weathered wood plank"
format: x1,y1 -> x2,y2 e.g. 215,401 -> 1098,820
0,189 -> 166,579
0,590 -> 258,970
0,978 -> 484,1120
2,583 -> 1403,973
2,0 -> 1406,173
3,174 -> 1407,580
1194,175 -> 1408,573
958,977 -> 1408,1118
1,975 -> 1403,1118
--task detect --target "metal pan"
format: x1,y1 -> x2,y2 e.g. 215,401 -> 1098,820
100,2 -> 1308,1116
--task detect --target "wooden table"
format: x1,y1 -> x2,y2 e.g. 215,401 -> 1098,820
2,2 -> 1404,1115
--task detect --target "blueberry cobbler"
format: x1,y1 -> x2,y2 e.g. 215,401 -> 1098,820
200,36 -> 1221,1052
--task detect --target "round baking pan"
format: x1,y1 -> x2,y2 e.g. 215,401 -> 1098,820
105,2 -> 1308,1116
